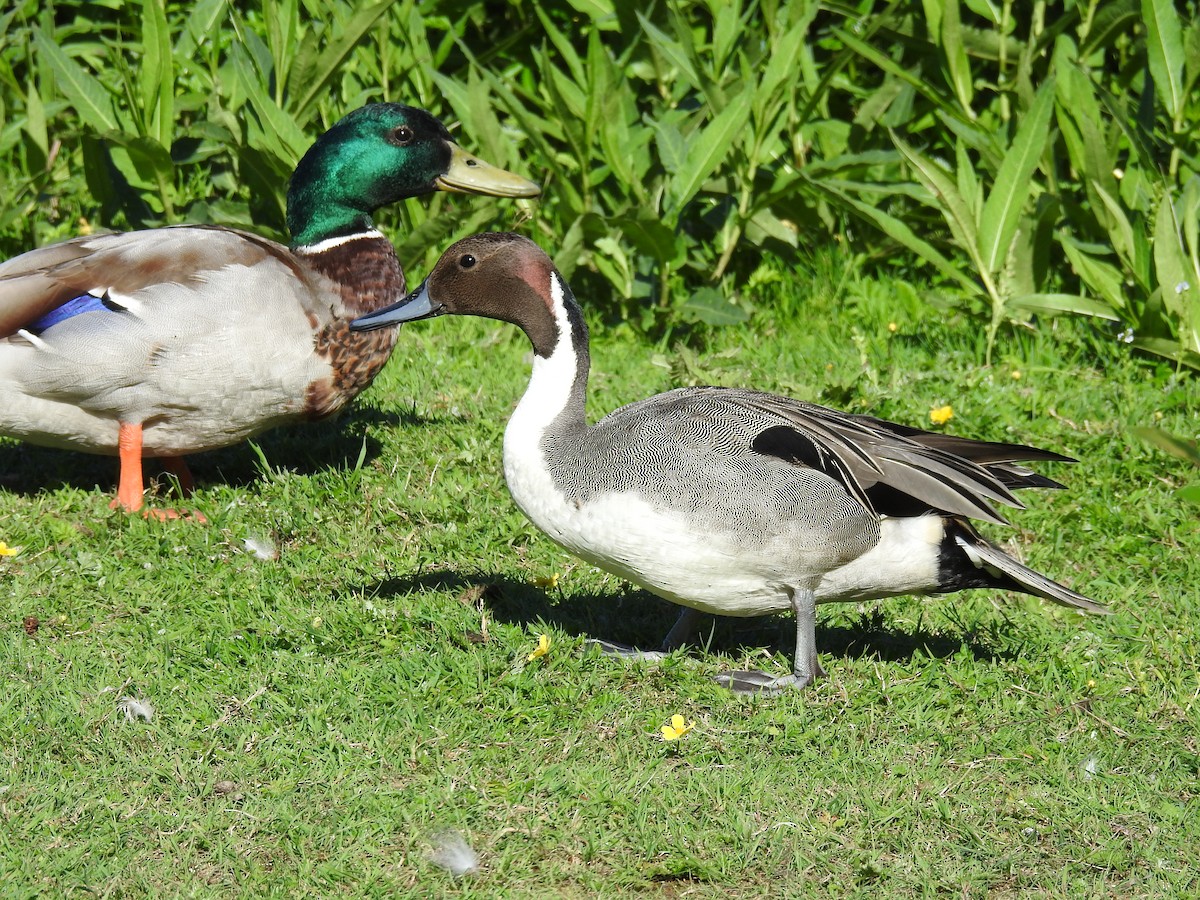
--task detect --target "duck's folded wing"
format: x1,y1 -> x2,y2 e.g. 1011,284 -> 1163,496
842,413 -> 1072,489
671,386 -> 1068,527
0,227 -> 303,339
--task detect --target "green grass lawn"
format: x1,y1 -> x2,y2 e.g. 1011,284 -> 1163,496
2,269 -> 1197,897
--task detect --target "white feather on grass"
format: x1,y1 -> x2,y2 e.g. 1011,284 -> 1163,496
428,830 -> 480,877
242,535 -> 279,561
117,697 -> 154,723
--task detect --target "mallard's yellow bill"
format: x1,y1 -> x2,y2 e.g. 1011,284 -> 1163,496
436,143 -> 541,198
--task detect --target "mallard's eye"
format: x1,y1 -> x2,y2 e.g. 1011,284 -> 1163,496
390,125 -> 414,145
460,254 -> 476,269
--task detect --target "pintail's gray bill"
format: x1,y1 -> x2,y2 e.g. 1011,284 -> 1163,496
350,282 -> 442,331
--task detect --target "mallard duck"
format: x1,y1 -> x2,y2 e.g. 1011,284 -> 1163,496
0,103 -> 540,519
352,233 -> 1108,692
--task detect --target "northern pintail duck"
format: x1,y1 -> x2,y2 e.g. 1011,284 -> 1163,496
353,232 -> 1109,692
0,104 -> 540,519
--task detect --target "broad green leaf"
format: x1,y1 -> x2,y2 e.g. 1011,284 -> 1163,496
238,146 -> 291,233
801,149 -> 902,177
265,0 -> 298,103
1093,183 -> 1139,268
583,29 -> 610,157
681,286 -> 749,325
1130,336 -> 1200,370
1093,82 -> 1159,174
939,0 -> 975,114
712,2 -> 741,73
564,0 -> 617,27
1081,3 -> 1141,56
1053,38 -> 1119,204
181,0 -> 229,56
832,27 -> 973,129
1008,293 -> 1121,320
1132,427 -> 1200,466
806,176 -> 978,292
592,236 -> 633,297
614,212 -> 684,266
1008,195 -> 1061,298
664,98 -> 750,218
891,132 -> 979,258
637,13 -> 702,89
543,53 -> 588,122
746,207 -> 799,249
464,72 -> 506,165
103,132 -> 173,186
32,29 -> 119,133
140,0 -> 173,148
977,77 -> 1054,277
535,6 -> 586,87
22,85 -> 48,157
1141,0 -> 1185,122
1061,238 -> 1127,312
1181,176 -> 1200,281
921,0 -> 944,38
554,214 -> 588,281
756,16 -> 808,109
962,0 -> 1001,24
934,109 -> 1003,163
597,92 -> 650,197
1153,189 -> 1200,352
231,43 -> 310,163
81,136 -> 120,215
653,116 -> 687,177
1176,485 -> 1200,504
289,1 -> 396,126
284,32 -> 322,111
955,139 -> 980,222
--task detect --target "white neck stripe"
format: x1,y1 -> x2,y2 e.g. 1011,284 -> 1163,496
294,229 -> 385,254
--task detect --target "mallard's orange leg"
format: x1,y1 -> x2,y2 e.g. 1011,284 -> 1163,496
109,423 -> 205,522
110,422 -> 148,514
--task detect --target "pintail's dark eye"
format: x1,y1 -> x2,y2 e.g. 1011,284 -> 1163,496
390,125 -> 414,145
460,254 -> 476,269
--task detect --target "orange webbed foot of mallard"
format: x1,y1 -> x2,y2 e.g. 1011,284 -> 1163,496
110,424 -> 207,523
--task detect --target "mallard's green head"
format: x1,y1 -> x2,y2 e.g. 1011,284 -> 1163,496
286,103 -> 540,248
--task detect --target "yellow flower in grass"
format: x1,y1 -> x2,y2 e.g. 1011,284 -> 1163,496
0,542 -> 20,557
530,572 -> 561,590
527,633 -> 551,661
929,405 -> 954,426
661,714 -> 695,742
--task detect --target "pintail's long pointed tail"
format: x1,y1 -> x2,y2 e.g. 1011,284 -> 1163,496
951,524 -> 1109,615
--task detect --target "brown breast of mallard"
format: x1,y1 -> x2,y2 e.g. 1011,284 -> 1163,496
300,235 -> 406,419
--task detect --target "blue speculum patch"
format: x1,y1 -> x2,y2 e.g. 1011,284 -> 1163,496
28,293 -> 109,334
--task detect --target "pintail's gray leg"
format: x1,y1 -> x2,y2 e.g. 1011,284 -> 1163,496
714,588 -> 823,694
660,607 -> 709,650
588,606 -> 709,662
